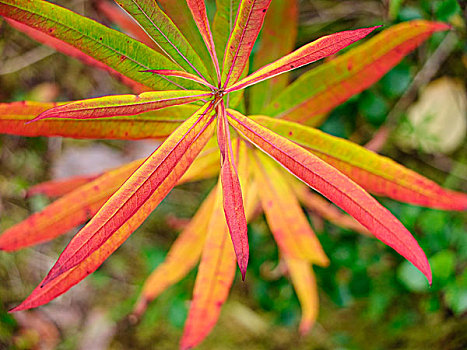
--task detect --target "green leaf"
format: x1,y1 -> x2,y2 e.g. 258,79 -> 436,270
158,0 -> 216,77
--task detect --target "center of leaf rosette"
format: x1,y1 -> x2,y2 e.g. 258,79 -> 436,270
213,88 -> 225,102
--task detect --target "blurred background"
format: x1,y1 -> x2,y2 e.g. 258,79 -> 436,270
0,0 -> 466,349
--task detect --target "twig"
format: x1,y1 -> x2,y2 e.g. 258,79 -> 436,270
0,45 -> 55,75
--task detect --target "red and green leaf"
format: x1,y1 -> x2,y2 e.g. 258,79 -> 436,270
186,0 -> 221,80
228,26 -> 379,92
251,115 -> 467,210
0,0 -> 190,90
248,0 -> 298,113
264,20 -> 451,125
142,70 -> 216,89
156,0 -> 215,76
33,90 -> 211,121
116,0 -> 211,80
253,152 -> 328,265
221,0 -> 272,87
96,1 -> 156,49
217,102 -> 249,280
40,102 -> 216,286
5,18 -> 150,92
212,0 -> 241,63
228,109 -> 432,283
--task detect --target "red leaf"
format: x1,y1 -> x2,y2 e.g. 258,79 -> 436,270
217,102 -> 249,280
253,152 -> 329,265
228,109 -> 432,283
227,26 -> 379,92
41,102 -> 216,286
252,115 -> 467,211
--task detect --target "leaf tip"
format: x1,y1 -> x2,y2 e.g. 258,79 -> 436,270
419,258 -> 433,286
132,297 -> 149,319
433,22 -> 452,31
299,321 -> 312,336
238,254 -> 249,281
9,302 -> 27,313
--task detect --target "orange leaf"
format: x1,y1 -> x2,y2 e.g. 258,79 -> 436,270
284,257 -> 319,335
228,109 -> 432,283
180,184 -> 236,350
253,152 -> 329,265
0,159 -> 141,251
10,207 -> 141,311
1,140 -> 221,252
26,174 -> 101,198
41,102 -> 216,286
